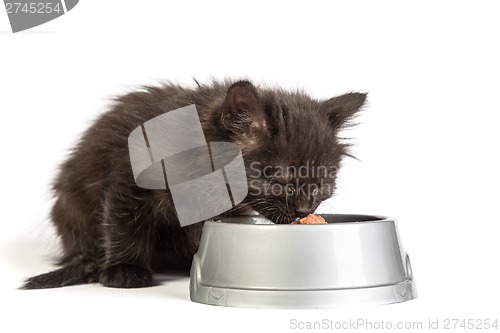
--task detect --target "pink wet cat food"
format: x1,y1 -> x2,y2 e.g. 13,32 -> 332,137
291,214 -> 327,224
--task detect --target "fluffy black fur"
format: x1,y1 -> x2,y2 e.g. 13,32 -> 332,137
22,79 -> 366,289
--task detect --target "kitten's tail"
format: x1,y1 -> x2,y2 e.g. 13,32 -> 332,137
20,256 -> 100,289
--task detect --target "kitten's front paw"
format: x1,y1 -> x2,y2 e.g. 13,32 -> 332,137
100,264 -> 154,288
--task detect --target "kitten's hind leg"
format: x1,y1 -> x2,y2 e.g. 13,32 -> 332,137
99,191 -> 157,288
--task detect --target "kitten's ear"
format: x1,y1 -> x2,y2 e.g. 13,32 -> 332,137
321,92 -> 367,128
221,81 -> 267,132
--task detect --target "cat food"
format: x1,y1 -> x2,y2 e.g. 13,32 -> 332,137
291,214 -> 327,224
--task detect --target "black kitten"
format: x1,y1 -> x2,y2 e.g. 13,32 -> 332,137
22,79 -> 366,289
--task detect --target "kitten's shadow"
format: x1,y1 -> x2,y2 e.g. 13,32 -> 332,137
154,272 -> 190,284
153,272 -> 192,302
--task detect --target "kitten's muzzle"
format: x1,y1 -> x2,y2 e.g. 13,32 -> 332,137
294,208 -> 312,219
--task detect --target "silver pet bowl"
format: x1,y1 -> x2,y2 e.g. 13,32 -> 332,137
189,214 -> 416,308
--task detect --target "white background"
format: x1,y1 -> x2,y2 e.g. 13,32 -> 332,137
1,1 -> 499,332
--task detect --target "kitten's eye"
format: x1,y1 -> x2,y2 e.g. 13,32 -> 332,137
285,184 -> 296,196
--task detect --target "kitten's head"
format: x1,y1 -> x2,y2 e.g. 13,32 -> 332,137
220,80 -> 366,224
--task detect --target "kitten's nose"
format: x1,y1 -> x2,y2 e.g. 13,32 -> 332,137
295,209 -> 311,219
295,194 -> 313,218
